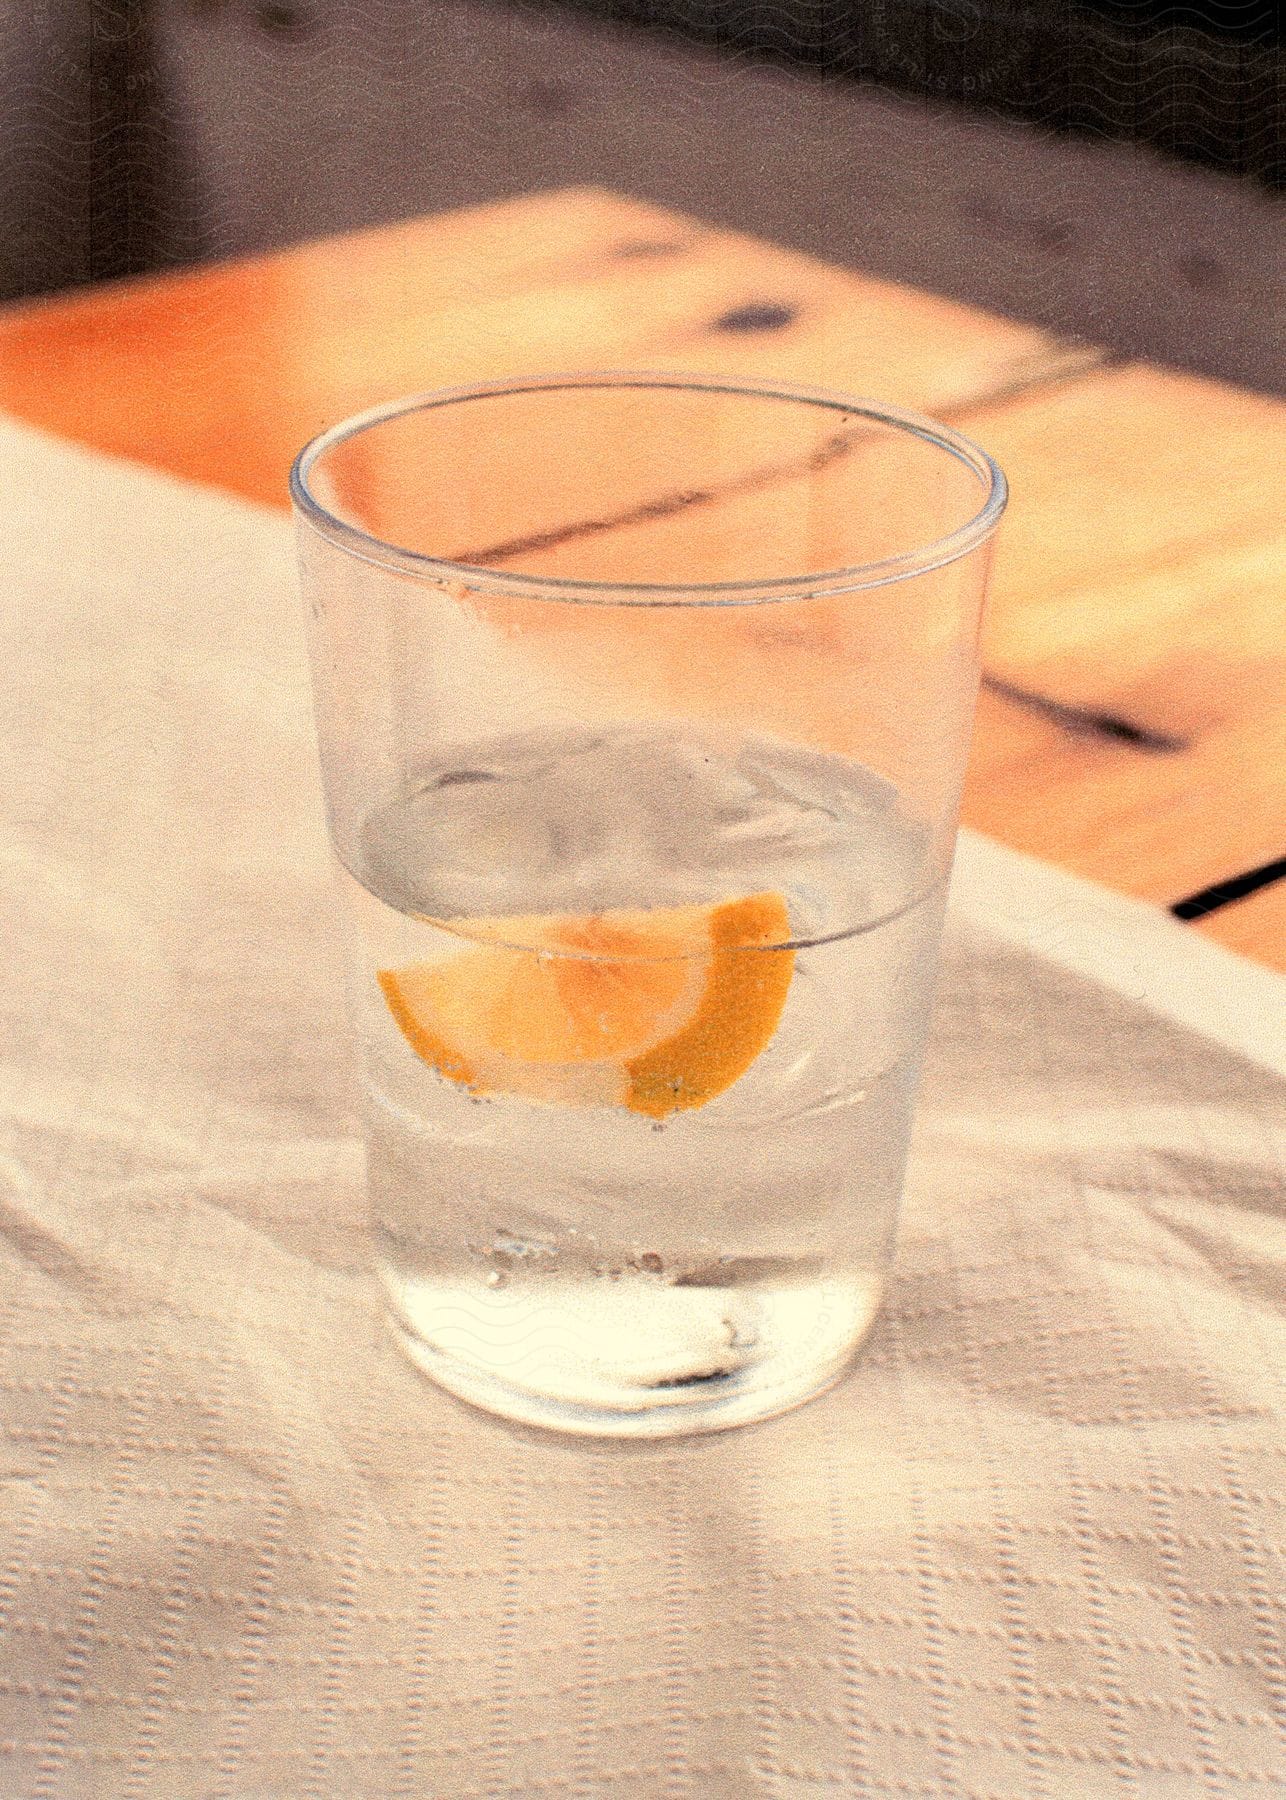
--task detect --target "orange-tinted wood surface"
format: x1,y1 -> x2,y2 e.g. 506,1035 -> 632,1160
2,187 -> 1282,970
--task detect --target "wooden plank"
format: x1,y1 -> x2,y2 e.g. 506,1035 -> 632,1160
1193,885 -> 1286,974
956,363 -> 1286,915
1,186 -> 1281,967
0,186 -> 1088,511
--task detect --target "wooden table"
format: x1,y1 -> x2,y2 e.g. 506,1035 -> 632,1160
3,187 -> 1282,969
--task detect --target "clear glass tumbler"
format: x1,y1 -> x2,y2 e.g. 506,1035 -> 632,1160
291,373 -> 1006,1438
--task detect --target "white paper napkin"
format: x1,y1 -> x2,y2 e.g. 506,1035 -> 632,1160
1,418 -> 1282,1799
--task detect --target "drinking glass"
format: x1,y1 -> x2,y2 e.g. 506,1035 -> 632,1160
291,372 -> 1007,1437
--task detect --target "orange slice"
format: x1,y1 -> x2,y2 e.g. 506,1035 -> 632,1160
377,891 -> 794,1117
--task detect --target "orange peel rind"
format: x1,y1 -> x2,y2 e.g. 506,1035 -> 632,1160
377,890 -> 794,1118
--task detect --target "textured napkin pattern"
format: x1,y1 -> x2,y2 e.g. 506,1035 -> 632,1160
1,419 -> 1283,1799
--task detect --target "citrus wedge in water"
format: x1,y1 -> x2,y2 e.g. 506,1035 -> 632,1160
377,891 -> 795,1118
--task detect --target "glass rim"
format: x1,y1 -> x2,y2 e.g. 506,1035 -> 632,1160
289,370 -> 1009,606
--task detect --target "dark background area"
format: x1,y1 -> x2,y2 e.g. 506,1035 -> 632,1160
1,0 -> 1282,390
563,0 -> 1283,179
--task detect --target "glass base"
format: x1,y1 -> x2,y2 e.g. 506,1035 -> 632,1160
381,1268 -> 883,1439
